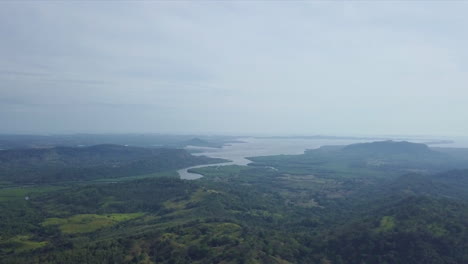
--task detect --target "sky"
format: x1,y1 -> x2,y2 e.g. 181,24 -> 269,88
1,1 -> 468,136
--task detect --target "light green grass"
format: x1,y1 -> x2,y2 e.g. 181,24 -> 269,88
0,235 -> 48,253
42,213 -> 144,234
164,187 -> 220,210
377,216 -> 396,232
0,186 -> 66,202
92,170 -> 179,183
427,223 -> 447,237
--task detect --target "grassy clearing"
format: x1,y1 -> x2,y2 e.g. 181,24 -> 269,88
0,188 -> 30,202
377,216 -> 396,232
427,223 -> 448,237
0,235 -> 48,254
190,165 -> 248,179
92,170 -> 179,183
0,180 -> 14,188
164,188 -> 218,210
0,186 -> 66,202
42,213 -> 144,234
164,222 -> 242,248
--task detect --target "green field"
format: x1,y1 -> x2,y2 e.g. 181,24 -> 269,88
2,141 -> 468,263
0,186 -> 67,202
0,235 -> 48,254
42,213 -> 144,234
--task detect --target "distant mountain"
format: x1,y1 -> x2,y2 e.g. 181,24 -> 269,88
0,134 -> 239,149
343,140 -> 431,155
0,144 -> 227,184
251,140 -> 468,179
181,138 -> 222,148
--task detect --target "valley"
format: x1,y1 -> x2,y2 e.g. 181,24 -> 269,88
1,139 -> 467,263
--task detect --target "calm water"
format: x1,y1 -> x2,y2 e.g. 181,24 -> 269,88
177,136 -> 468,180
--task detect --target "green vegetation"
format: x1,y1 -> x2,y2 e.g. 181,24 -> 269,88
42,213 -> 144,234
0,186 -> 64,202
91,170 -> 180,183
1,141 -> 468,263
0,144 -> 227,184
0,235 -> 48,254
249,140 -> 468,176
376,216 -> 396,232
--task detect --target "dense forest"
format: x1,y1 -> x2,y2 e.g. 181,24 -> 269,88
0,141 -> 467,263
0,144 -> 226,185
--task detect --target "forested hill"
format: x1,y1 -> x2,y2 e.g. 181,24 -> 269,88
0,144 -> 188,163
0,144 -> 226,184
181,138 -> 224,148
1,141 -> 468,263
0,134 -> 235,149
343,140 -> 432,155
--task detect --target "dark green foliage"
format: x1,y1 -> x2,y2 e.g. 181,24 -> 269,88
0,144 -> 226,184
2,141 -> 468,263
0,200 -> 44,237
39,178 -> 197,215
321,197 -> 468,264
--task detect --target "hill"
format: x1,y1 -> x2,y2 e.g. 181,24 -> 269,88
343,140 -> 431,155
0,134 -> 238,149
2,141 -> 468,263
182,138 -> 223,148
0,144 -> 226,184
250,140 -> 468,176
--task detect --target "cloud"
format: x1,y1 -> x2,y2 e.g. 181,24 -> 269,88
0,1 -> 467,135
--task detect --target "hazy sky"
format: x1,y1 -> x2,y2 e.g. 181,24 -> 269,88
1,1 -> 468,136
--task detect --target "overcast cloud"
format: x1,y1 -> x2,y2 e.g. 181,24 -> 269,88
1,1 -> 467,136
